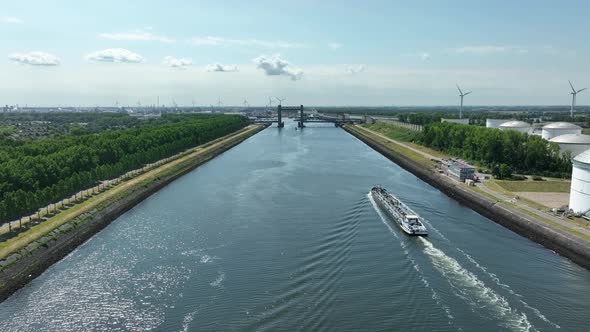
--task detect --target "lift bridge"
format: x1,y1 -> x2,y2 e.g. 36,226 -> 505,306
254,105 -> 362,128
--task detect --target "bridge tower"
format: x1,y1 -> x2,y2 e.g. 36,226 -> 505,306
277,105 -> 284,128
298,105 -> 305,128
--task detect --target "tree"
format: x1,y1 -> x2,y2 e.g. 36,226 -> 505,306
499,163 -> 512,180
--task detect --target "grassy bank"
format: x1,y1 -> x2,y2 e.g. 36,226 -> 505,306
349,125 -> 434,167
363,122 -> 418,141
0,125 -> 263,261
494,180 -> 570,193
363,122 -> 448,159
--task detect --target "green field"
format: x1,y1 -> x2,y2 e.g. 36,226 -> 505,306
494,180 -> 570,192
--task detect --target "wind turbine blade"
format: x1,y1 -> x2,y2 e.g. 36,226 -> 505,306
456,84 -> 463,95
464,91 -> 472,96
569,80 -> 576,93
578,88 -> 587,93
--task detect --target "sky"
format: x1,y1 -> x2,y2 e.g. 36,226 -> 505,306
1,0 -> 589,107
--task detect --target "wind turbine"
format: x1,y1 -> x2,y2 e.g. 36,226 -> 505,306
275,97 -> 286,106
569,80 -> 587,118
243,99 -> 249,108
456,84 -> 472,119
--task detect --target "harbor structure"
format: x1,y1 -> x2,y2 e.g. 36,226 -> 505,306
486,119 -> 510,129
499,120 -> 531,134
549,134 -> 590,157
569,149 -> 590,213
448,161 -> 475,182
542,122 -> 582,140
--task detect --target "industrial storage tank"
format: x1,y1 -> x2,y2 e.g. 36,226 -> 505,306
499,120 -> 531,134
541,122 -> 582,140
549,134 -> 590,157
569,149 -> 590,213
441,118 -> 469,125
486,119 -> 509,129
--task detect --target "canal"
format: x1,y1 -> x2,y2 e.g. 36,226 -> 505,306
1,120 -> 589,331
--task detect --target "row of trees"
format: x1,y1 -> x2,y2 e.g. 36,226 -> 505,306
0,114 -> 249,223
419,122 -> 572,177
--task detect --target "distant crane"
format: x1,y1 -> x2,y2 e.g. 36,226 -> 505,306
569,80 -> 587,118
456,84 -> 472,119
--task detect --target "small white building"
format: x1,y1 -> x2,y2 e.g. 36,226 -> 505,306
486,119 -> 510,129
499,120 -> 531,134
541,122 -> 582,140
441,118 -> 469,125
569,149 -> 590,213
549,134 -> 590,157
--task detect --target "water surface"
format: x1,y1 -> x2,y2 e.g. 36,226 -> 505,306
1,120 -> 589,331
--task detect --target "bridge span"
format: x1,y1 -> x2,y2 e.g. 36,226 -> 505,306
253,105 -> 363,127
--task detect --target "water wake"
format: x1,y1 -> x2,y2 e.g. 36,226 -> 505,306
422,216 -> 559,329
368,193 -> 455,324
247,196 -> 364,331
210,271 -> 225,288
419,237 -> 536,332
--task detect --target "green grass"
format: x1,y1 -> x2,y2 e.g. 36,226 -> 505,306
494,180 -> 570,193
349,125 -> 434,166
363,122 -> 418,142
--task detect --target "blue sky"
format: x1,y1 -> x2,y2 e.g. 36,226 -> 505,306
1,0 -> 589,106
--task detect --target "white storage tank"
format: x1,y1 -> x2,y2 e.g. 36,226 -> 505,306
441,118 -> 469,125
499,120 -> 531,134
542,122 -> 582,140
549,134 -> 590,157
569,149 -> 590,213
486,119 -> 510,129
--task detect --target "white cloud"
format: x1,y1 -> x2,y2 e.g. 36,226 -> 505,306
328,42 -> 343,49
163,56 -> 192,68
85,48 -> 144,63
206,63 -> 239,72
253,54 -> 302,81
9,52 -> 60,66
98,31 -> 174,43
190,36 -> 306,48
0,17 -> 23,24
452,45 -> 528,55
346,64 -> 367,74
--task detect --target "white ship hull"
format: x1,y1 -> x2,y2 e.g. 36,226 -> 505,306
371,186 -> 428,236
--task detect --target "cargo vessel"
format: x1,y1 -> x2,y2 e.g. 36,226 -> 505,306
371,185 -> 428,236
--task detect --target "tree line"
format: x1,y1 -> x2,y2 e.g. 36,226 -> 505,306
419,122 -> 572,177
0,114 -> 249,223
